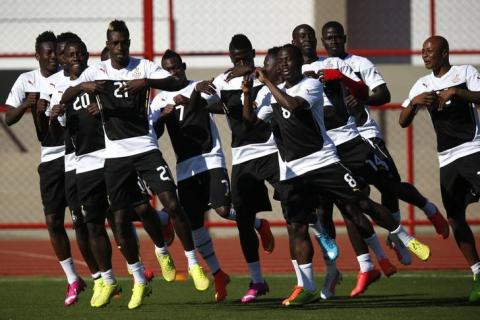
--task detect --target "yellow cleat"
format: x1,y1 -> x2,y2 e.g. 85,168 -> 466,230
128,282 -> 152,310
157,253 -> 176,282
92,282 -> 121,308
90,278 -> 104,307
407,239 -> 431,261
189,264 -> 209,291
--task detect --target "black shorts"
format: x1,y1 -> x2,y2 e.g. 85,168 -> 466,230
76,168 -> 109,224
279,162 -> 365,224
440,152 -> 480,218
178,168 -> 231,216
368,137 -> 401,182
38,157 -> 67,214
231,153 -> 280,214
104,149 -> 176,211
336,136 -> 396,189
65,170 -> 80,210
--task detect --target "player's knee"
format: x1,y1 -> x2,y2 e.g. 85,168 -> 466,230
45,214 -> 64,232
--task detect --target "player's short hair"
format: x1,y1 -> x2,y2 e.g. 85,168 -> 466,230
107,20 -> 130,40
162,49 -> 182,64
280,44 -> 303,65
57,32 -> 82,44
435,36 -> 449,52
292,24 -> 316,38
229,34 -> 253,52
322,21 -> 344,36
267,46 -> 281,57
64,40 -> 88,54
35,31 -> 56,52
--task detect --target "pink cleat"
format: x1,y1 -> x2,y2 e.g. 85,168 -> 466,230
64,277 -> 86,306
241,281 -> 269,303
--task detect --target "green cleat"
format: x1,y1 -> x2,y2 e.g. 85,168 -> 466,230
469,275 -> 480,303
189,264 -> 209,291
92,282 -> 121,308
407,239 -> 431,261
157,253 -> 176,282
128,282 -> 152,310
90,278 -> 104,307
284,287 -> 320,306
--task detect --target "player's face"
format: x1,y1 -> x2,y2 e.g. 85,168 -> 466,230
56,41 -> 67,67
106,31 -> 130,63
64,44 -> 89,78
264,54 -> 278,79
322,27 -> 346,57
162,57 -> 186,80
36,41 -> 58,74
229,48 -> 255,67
292,27 -> 317,58
422,39 -> 444,70
277,48 -> 301,81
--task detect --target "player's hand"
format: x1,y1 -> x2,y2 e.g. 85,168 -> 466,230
24,92 -> 39,109
121,79 -> 147,94
411,91 -> 438,108
437,88 -> 456,109
241,78 -> 253,93
195,79 -> 216,95
86,103 -> 100,116
50,104 -> 65,120
80,81 -> 105,94
225,65 -> 254,82
254,67 -> 269,83
160,104 -> 175,118
173,94 -> 190,106
36,99 -> 49,114
345,94 -> 365,109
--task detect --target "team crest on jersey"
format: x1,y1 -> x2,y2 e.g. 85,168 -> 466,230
452,74 -> 461,83
325,60 -> 334,68
132,67 -> 142,79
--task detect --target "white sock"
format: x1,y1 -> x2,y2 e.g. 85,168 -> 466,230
59,258 -> 79,284
422,201 -> 437,217
324,256 -> 337,275
128,261 -> 146,285
391,211 -> 401,224
390,224 -> 414,246
157,208 -> 170,225
364,234 -> 386,260
357,254 -> 375,273
247,261 -> 264,283
100,269 -> 116,285
155,245 -> 169,257
471,261 -> 480,277
192,227 -> 220,274
298,263 -> 316,291
185,250 -> 199,268
91,272 -> 101,280
292,260 -> 303,286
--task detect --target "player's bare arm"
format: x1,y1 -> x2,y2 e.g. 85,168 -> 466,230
399,91 -> 437,127
4,92 -> 39,126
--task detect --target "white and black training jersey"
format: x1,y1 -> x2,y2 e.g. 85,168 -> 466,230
302,57 -> 361,146
77,58 -> 170,158
5,68 -> 65,163
402,65 -> 480,167
343,54 -> 386,140
256,77 -> 339,181
150,80 -> 226,181
201,73 -> 277,165
52,78 -> 106,174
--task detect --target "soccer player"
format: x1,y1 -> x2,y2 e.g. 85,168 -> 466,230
320,21 -> 449,264
50,39 -> 120,308
400,36 -> 480,303
150,49 -> 232,302
61,20 -> 207,308
196,34 -> 277,303
249,44 -> 431,306
4,31 -> 86,306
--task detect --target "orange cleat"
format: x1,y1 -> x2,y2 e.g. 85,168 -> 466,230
378,258 -> 397,277
257,219 -> 275,254
214,269 -> 231,302
350,269 -> 381,297
282,285 -> 304,305
428,210 -> 450,239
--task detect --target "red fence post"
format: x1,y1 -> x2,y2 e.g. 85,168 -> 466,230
430,0 -> 436,36
143,0 -> 154,60
168,0 -> 176,50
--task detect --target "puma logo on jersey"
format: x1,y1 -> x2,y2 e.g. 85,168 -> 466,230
452,74 -> 461,83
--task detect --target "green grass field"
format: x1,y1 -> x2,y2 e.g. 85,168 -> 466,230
0,272 -> 477,320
